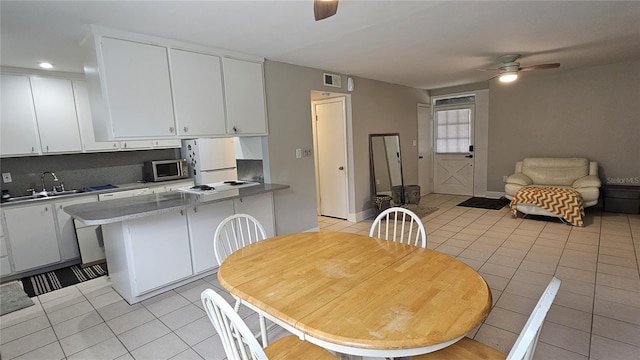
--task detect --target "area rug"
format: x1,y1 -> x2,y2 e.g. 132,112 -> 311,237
402,204 -> 439,218
458,197 -> 510,210
1,282 -> 35,316
21,263 -> 108,298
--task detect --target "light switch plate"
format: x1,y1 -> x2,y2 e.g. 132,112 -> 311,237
2,173 -> 12,183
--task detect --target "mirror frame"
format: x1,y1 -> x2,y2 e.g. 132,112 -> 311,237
369,133 -> 405,205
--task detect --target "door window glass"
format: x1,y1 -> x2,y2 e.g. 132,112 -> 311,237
435,108 -> 471,153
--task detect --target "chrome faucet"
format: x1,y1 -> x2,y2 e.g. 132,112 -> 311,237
41,171 -> 59,192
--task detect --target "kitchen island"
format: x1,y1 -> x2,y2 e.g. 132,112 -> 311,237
65,182 -> 289,304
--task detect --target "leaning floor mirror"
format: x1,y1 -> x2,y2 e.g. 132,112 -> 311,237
369,133 -> 404,205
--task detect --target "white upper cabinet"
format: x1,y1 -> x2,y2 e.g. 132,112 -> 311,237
73,80 -> 120,152
83,28 -> 267,140
169,49 -> 227,136
98,37 -> 176,139
223,58 -> 268,135
0,74 -> 40,156
1,74 -> 82,157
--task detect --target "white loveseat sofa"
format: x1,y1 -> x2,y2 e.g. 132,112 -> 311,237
505,158 -> 601,216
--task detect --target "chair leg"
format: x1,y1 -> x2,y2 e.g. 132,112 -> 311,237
259,314 -> 269,347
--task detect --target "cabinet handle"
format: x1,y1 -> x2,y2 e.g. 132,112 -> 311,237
180,210 -> 184,216
232,126 -> 238,133
183,126 -> 188,133
44,207 -> 48,212
46,145 -> 49,152
169,126 -> 175,133
31,146 -> 35,153
113,143 -> 118,148
123,143 -> 127,148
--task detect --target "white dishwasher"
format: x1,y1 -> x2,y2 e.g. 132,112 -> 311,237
76,188 -> 151,266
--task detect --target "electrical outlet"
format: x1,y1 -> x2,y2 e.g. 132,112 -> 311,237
2,173 -> 12,183
503,175 -> 508,182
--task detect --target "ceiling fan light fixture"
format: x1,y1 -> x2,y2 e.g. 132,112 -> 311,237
499,71 -> 518,83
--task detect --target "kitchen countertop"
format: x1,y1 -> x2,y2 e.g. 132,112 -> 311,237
64,183 -> 289,225
0,179 -> 194,207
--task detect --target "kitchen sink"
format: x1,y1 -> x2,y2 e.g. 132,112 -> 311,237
3,189 -> 85,203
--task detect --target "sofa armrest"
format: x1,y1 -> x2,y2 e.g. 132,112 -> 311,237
506,173 -> 533,186
573,175 -> 601,188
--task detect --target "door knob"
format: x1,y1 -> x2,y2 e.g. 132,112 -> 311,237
465,154 -> 474,158
338,166 -> 344,170
419,155 -> 424,159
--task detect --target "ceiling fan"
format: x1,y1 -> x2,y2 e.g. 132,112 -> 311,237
480,54 -> 560,83
314,0 -> 339,21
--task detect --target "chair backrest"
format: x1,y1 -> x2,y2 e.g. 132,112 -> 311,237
506,276 -> 562,360
369,207 -> 427,248
214,214 -> 267,265
201,288 -> 268,360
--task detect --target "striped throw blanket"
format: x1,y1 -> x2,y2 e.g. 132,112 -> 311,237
510,186 -> 584,226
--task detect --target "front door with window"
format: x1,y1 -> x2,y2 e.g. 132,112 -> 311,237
433,105 -> 474,195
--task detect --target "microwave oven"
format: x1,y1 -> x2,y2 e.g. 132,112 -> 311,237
143,159 -> 189,182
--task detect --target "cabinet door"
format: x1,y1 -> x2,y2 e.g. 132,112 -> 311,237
1,220 -> 11,276
73,80 -> 120,152
0,74 -> 40,156
170,49 -> 227,136
55,196 -> 98,261
30,77 -> 82,153
100,37 -> 175,138
4,204 -> 61,272
222,58 -> 268,135
127,210 -> 193,294
234,192 -> 275,237
186,200 -> 234,273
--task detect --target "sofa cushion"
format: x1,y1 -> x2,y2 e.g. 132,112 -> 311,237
522,158 -> 589,186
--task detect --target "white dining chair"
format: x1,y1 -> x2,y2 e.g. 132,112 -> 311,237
214,213 -> 272,346
214,213 -> 267,265
413,276 -> 562,360
201,289 -> 337,360
369,207 -> 427,248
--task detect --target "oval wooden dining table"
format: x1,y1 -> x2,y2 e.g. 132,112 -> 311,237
217,231 -> 492,358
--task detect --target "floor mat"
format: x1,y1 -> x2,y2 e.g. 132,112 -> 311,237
458,197 -> 510,210
0,282 -> 35,316
21,263 -> 108,297
402,204 -> 439,218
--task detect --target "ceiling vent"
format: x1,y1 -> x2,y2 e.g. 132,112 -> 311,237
323,73 -> 341,88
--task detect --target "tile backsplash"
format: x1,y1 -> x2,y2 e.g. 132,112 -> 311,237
0,149 -> 180,196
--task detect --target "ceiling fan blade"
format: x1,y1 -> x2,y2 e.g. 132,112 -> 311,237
476,68 -> 500,72
314,0 -> 339,21
519,63 -> 560,72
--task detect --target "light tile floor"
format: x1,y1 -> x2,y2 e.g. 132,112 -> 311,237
1,194 -> 639,359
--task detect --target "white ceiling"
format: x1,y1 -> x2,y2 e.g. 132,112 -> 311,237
2,0 -> 639,90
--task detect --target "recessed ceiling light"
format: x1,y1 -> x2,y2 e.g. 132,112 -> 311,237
39,62 -> 53,69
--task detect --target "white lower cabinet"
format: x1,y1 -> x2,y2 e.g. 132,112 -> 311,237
0,220 -> 11,276
55,196 -> 98,261
234,192 -> 275,237
3,204 -> 61,272
115,210 -> 193,296
187,200 -> 234,274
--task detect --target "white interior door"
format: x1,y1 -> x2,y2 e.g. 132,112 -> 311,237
433,105 -> 474,195
315,98 -> 348,219
417,104 -> 433,195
